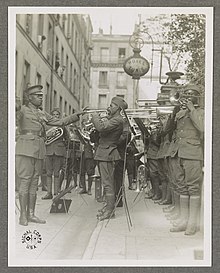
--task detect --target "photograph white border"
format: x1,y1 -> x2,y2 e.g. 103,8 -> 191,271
8,6 -> 213,267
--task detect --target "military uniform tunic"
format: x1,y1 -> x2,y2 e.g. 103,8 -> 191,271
16,104 -> 79,195
91,112 -> 124,204
169,108 -> 204,195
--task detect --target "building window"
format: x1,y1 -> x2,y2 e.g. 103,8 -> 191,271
71,21 -> 75,49
55,36 -> 60,72
67,14 -> 71,42
65,55 -> 69,84
64,101 -> 67,115
25,14 -> 32,36
70,62 -> 73,91
38,14 -> 44,35
47,22 -> 53,63
75,31 -> 78,55
62,14 -> 67,32
98,94 -> 107,109
117,72 -> 125,87
116,94 -> 125,99
73,69 -> 76,93
36,72 -> 42,85
59,96 -> 63,113
59,46 -> 65,79
53,90 -> 57,108
101,48 -> 109,62
45,82 -> 50,112
99,71 -> 108,87
23,60 -> 30,91
118,48 -> 126,59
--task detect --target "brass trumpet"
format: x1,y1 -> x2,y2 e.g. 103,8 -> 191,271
169,91 -> 201,107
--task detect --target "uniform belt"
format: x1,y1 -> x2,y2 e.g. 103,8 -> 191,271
20,130 -> 43,137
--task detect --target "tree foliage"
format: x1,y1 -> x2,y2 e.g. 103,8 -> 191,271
165,14 -> 206,89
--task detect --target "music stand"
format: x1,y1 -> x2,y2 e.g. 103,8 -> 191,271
132,117 -> 150,205
105,109 -> 134,230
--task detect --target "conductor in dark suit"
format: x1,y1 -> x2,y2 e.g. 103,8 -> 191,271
91,97 -> 127,221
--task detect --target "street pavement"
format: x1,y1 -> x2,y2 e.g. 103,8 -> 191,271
11,181 -> 206,267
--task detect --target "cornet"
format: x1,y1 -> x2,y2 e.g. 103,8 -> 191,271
169,90 -> 201,108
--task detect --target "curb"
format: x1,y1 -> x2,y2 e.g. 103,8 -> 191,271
82,220 -> 104,259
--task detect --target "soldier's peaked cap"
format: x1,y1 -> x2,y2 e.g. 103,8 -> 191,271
25,85 -> 43,95
111,96 -> 128,110
183,84 -> 201,95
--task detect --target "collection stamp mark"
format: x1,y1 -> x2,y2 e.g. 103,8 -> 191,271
21,230 -> 42,249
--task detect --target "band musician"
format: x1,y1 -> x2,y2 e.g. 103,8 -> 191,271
91,97 -> 128,221
42,108 -> 69,200
16,85 -> 85,226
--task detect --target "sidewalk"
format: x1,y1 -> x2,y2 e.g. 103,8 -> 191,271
82,189 -> 204,266
11,184 -> 205,266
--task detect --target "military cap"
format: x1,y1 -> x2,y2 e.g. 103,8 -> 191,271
111,96 -> 128,110
183,84 -> 201,95
25,85 -> 43,95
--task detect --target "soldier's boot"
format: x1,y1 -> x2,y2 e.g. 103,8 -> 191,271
65,175 -> 71,191
160,182 -> 172,205
97,203 -> 107,217
97,194 -> 115,221
73,172 -> 78,188
19,194 -> 28,226
42,176 -> 53,199
27,194 -> 46,224
54,176 -> 60,195
185,196 -> 200,236
87,176 -> 93,195
151,177 -> 161,200
79,175 -> 87,194
163,189 -> 175,212
59,168 -> 65,189
128,174 -> 135,190
157,181 -> 167,204
166,191 -> 180,219
41,174 -> 47,191
170,195 -> 189,232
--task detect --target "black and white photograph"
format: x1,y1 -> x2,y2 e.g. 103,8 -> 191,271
8,6 -> 213,267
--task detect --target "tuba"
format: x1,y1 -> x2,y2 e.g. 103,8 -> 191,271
45,127 -> 63,145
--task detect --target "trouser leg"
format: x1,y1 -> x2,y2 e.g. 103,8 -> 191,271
19,194 -> 28,226
54,176 -> 60,195
42,176 -> 53,199
27,194 -> 46,224
41,173 -> 47,191
185,195 -> 200,235
166,191 -> 180,219
98,161 -> 116,220
151,176 -> 161,200
87,176 -> 93,195
170,195 -> 189,232
114,161 -> 123,207
73,172 -> 78,187
79,174 -> 87,193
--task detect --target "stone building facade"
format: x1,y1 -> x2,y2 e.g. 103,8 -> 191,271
16,13 -> 93,115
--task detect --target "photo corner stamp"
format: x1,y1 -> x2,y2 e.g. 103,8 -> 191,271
21,229 -> 42,250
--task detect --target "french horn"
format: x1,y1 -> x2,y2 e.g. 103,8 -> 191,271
45,127 -> 63,145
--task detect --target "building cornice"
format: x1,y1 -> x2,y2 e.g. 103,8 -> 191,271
92,63 -> 124,68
